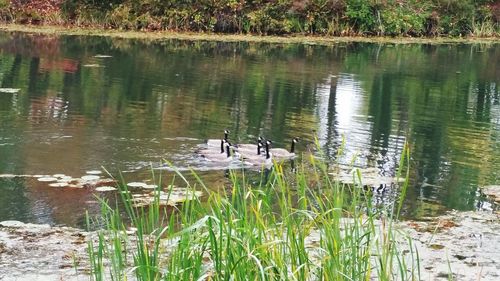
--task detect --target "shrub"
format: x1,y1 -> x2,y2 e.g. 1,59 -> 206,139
492,1 -> 500,23
108,4 -> 134,29
434,0 -> 476,35
346,0 -> 376,34
380,0 -> 430,36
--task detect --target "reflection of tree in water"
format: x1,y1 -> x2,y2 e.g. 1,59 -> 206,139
0,33 -> 499,221
0,179 -> 34,223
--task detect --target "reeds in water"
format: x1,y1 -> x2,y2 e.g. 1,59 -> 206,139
86,142 -> 418,280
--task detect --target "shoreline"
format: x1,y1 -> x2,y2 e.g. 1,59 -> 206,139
1,210 -> 499,280
1,24 -> 499,45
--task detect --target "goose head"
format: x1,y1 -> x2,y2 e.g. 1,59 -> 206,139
257,142 -> 263,155
291,137 -> 299,153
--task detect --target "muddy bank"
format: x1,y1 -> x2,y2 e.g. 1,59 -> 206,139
0,221 -> 89,281
1,210 -> 499,280
1,24 -> 499,46
402,210 -> 500,280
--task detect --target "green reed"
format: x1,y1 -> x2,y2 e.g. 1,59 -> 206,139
85,142 -> 417,280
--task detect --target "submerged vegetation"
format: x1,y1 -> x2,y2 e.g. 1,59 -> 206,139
0,0 -> 499,37
85,144 -> 417,280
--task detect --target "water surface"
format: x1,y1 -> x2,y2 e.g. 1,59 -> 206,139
0,32 -> 499,226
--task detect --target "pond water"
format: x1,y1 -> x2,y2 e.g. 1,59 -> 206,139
0,32 -> 498,226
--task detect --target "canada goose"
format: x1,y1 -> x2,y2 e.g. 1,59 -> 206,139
244,140 -> 273,168
199,142 -> 236,162
206,130 -> 229,147
234,136 -> 264,152
234,138 -> 266,159
197,139 -> 226,155
269,137 -> 299,159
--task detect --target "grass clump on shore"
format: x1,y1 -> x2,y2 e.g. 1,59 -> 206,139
86,143 -> 418,280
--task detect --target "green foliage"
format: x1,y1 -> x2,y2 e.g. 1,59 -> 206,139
0,0 -> 498,37
380,1 -> 430,36
434,0 -> 476,35
0,1 -> 11,22
346,0 -> 376,33
108,4 -> 134,29
0,0 -> 9,9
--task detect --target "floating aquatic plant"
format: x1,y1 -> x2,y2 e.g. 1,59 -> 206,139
130,188 -> 203,208
95,186 -> 117,192
126,182 -> 147,188
38,177 -> 58,182
81,175 -> 100,181
82,64 -> 102,68
48,182 -> 69,188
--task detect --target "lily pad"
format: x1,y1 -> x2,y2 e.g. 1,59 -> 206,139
143,184 -> 158,189
38,177 -> 58,182
53,174 -> 66,178
131,188 -> 203,208
127,182 -> 147,188
48,182 -> 69,188
94,55 -> 112,58
97,178 -> 116,185
86,170 -> 102,175
83,64 -> 102,68
0,174 -> 16,178
95,186 -> 117,192
329,167 -> 405,187
81,175 -> 100,181
57,177 -> 75,183
0,88 -> 20,94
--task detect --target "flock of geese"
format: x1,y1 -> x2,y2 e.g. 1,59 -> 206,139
197,130 -> 299,167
